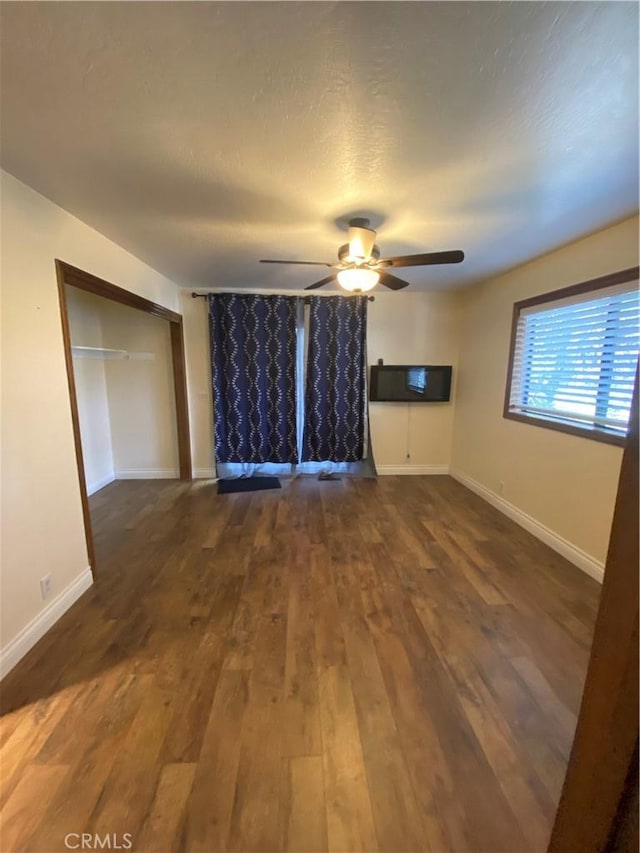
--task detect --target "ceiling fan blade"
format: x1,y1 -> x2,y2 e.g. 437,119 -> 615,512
305,274 -> 336,291
380,250 -> 465,268
378,271 -> 410,291
260,259 -> 332,266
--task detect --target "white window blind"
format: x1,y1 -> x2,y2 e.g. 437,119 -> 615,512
509,283 -> 640,434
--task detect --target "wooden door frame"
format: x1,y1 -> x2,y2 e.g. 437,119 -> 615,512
548,365 -> 639,852
56,260 -> 192,577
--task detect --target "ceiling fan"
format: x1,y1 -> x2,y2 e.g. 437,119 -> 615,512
260,218 -> 464,292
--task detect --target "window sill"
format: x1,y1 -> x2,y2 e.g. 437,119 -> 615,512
503,409 -> 628,447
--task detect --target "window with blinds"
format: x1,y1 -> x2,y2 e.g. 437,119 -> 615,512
505,272 -> 639,444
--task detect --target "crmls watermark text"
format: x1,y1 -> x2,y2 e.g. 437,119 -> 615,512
64,834 -> 133,850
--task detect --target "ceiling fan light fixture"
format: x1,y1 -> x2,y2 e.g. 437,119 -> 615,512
337,267 -> 380,293
262,218 -> 463,293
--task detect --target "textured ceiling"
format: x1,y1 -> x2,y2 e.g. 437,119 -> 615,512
1,1 -> 638,292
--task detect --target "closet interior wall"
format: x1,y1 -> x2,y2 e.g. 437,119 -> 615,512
65,286 -> 179,493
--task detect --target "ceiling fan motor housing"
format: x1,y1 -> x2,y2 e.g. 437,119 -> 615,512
346,218 -> 377,263
338,242 -> 380,264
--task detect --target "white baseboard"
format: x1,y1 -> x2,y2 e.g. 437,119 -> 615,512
115,468 -> 179,479
116,468 -> 218,481
193,468 -> 218,479
0,567 -> 94,679
449,468 -> 604,583
377,465 -> 450,475
87,472 -> 116,496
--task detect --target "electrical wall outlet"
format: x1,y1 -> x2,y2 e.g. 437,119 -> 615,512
40,574 -> 53,600
498,481 -> 505,496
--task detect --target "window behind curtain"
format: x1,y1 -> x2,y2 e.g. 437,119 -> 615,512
208,293 -> 298,464
209,293 -> 373,476
303,295 -> 368,463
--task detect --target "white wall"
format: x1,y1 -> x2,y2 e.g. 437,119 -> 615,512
101,300 -> 179,478
451,215 -> 639,571
181,290 -> 463,475
367,292 -> 461,471
0,170 -> 181,669
66,288 -> 115,494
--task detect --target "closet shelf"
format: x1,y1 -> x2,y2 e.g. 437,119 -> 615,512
71,346 -> 155,361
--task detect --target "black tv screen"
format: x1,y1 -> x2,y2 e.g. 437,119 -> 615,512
369,365 -> 452,402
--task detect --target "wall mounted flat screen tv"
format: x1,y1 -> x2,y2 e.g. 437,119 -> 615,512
370,365 -> 452,402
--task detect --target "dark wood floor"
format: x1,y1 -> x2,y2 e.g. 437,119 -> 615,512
0,475 -> 600,852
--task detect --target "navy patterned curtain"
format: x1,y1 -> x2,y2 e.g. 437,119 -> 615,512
209,294 -> 298,463
303,295 -> 368,462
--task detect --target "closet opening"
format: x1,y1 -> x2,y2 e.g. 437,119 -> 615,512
55,260 -> 191,577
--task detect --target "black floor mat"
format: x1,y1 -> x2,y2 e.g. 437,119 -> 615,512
217,476 -> 281,494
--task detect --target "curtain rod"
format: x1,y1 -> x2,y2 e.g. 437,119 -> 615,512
191,292 -> 375,302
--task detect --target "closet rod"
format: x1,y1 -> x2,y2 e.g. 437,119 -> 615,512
191,292 -> 375,302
